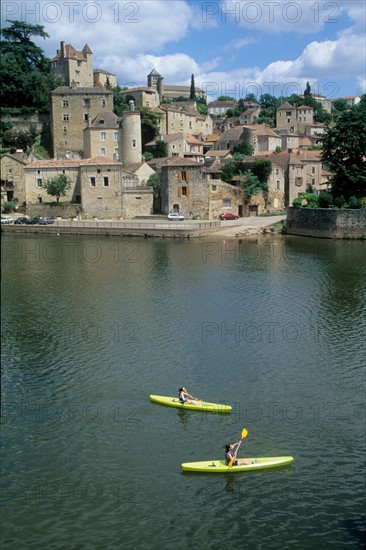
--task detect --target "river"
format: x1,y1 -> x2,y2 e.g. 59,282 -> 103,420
1,233 -> 365,549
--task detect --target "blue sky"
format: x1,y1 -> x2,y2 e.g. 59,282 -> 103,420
2,0 -> 365,100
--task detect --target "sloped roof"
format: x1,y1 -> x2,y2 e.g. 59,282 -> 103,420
52,43 -> 92,61
277,102 -> 296,110
89,110 -> 120,128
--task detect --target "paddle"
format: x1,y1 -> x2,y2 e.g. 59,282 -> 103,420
228,428 -> 248,468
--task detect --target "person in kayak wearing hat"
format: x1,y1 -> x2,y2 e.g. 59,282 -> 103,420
225,441 -> 255,466
178,387 -> 201,406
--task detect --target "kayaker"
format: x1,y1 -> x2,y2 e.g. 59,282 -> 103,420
225,441 -> 253,466
178,387 -> 201,405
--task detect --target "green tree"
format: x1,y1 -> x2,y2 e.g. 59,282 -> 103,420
42,174 -> 71,203
112,86 -> 130,116
190,74 -> 196,100
240,170 -> 268,201
140,108 -> 161,148
0,20 -> 60,112
250,159 -> 272,183
154,140 -> 168,158
220,153 -> 245,182
322,105 -> 366,199
147,172 -> 162,198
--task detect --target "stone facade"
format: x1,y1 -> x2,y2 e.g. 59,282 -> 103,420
160,158 -> 209,218
51,42 -> 93,88
119,87 -> 160,109
286,207 -> 366,239
158,106 -> 213,137
276,102 -> 314,134
1,153 -> 27,205
208,180 -> 243,219
80,158 -> 152,219
25,159 -> 81,204
51,87 -> 113,159
93,69 -> 117,88
83,111 -> 120,160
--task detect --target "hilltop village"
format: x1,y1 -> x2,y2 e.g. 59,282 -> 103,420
1,41 -> 362,220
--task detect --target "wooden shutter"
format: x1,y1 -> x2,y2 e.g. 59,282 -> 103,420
186,171 -> 190,182
178,186 -> 182,197
186,186 -> 190,197
178,171 -> 182,182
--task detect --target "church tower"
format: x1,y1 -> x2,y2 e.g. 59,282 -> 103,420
119,101 -> 142,165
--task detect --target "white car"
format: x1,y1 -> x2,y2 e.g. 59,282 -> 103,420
1,216 -> 14,224
167,213 -> 185,221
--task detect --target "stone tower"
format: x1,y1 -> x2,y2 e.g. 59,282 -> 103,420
119,101 -> 142,165
51,42 -> 94,88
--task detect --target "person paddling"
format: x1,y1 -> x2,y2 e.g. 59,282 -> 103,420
225,434 -> 258,466
178,387 -> 201,406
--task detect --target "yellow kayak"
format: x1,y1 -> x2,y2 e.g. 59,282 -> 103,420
149,395 -> 232,413
181,456 -> 294,472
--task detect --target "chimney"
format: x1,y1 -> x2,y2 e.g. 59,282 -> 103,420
61,41 -> 65,58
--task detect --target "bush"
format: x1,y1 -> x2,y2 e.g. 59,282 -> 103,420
302,193 -> 319,208
318,191 -> 333,208
2,201 -> 16,213
292,197 -> 303,208
348,195 -> 363,209
334,195 -> 346,209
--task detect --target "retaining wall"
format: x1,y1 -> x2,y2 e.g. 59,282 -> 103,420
286,207 -> 366,239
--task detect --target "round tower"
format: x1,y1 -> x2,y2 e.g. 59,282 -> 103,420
119,100 -> 142,165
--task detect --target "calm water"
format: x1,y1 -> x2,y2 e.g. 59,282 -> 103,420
1,233 -> 365,549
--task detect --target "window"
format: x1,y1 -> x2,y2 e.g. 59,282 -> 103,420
103,176 -> 109,187
90,176 -> 96,187
63,127 -> 67,134
100,148 -> 106,155
114,148 -> 119,158
102,99 -> 106,107
132,139 -> 136,148
36,178 -> 42,188
223,199 -> 231,207
62,100 -> 69,108
178,170 -> 189,182
286,111 -> 291,117
84,114 -> 89,122
97,169 -> 101,174
276,180 -> 280,190
83,98 -> 90,107
114,132 -> 119,141
178,186 -> 190,197
63,114 -> 69,121
211,185 -> 217,191
100,132 -> 107,141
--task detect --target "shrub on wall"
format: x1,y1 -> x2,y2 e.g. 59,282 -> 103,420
318,191 -> 333,208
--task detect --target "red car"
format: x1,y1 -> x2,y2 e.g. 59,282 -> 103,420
219,212 -> 239,220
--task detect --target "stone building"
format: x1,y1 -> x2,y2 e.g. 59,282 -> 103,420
145,133 -> 205,160
147,68 -> 206,101
271,149 -> 326,206
276,102 -> 314,134
119,101 -> 142,165
158,105 -> 213,137
24,157 -> 153,218
93,69 -> 117,88
83,111 -> 120,160
0,152 -> 28,206
51,86 -> 113,159
25,159 -> 81,205
51,42 -> 93,88
79,157 -> 152,219
118,87 -> 160,109
207,178 -> 243,219
160,158 -> 209,218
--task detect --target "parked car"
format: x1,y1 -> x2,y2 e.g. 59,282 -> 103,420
14,217 -> 28,224
1,216 -> 14,224
219,212 -> 239,220
167,213 -> 185,221
24,216 -> 41,224
38,217 -> 55,225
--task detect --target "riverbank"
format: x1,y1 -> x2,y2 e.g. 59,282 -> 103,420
1,215 -> 286,239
